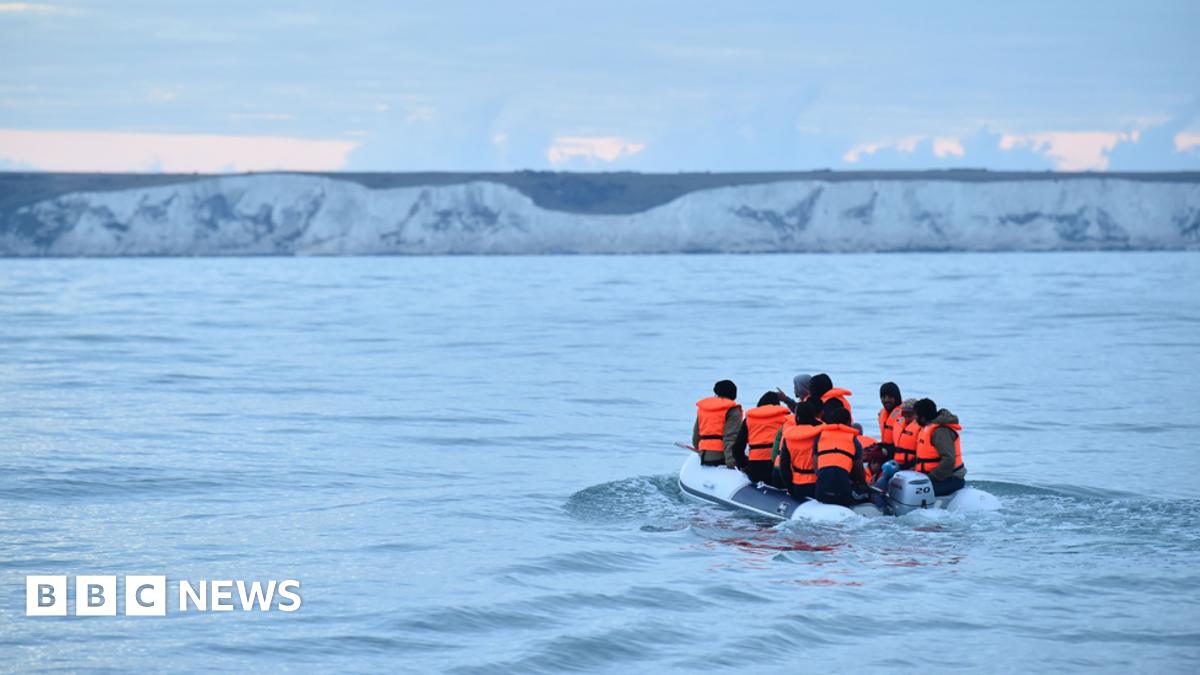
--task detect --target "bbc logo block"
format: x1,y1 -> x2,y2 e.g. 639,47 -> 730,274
27,575 -> 166,617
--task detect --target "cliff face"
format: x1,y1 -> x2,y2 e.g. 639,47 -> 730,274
2,174 -> 1198,256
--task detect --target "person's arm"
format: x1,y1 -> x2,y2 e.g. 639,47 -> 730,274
778,440 -> 793,491
732,421 -> 749,467
722,407 -> 742,468
776,388 -> 797,412
770,427 -> 785,464
692,418 -> 700,450
850,439 -> 867,486
929,428 -> 957,480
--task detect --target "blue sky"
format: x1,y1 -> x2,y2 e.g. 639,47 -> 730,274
1,0 -> 1197,172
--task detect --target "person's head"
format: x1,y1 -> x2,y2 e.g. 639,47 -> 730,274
825,407 -> 851,426
757,391 -> 781,407
901,398 -> 918,422
713,380 -> 737,400
819,397 -> 844,421
809,373 -> 833,400
914,398 -> 938,426
879,381 -> 901,411
794,400 -> 819,425
792,374 -> 812,399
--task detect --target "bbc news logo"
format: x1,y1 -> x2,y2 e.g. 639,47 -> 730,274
26,576 -> 302,616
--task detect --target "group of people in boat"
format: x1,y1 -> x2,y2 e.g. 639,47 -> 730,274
691,373 -> 967,507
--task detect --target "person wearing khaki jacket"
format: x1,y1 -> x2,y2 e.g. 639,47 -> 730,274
692,380 -> 743,468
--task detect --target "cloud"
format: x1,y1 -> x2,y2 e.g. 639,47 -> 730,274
404,106 -> 436,123
0,3 -> 69,13
0,129 -> 359,172
227,112 -> 296,121
843,136 -> 965,163
998,131 -> 1132,170
1099,103 -> 1200,171
546,136 -> 646,166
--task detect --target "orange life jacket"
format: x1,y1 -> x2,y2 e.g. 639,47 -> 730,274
915,422 -> 965,474
695,397 -> 741,452
783,423 -> 822,485
878,405 -> 904,444
892,419 -> 919,466
744,405 -> 789,461
814,423 -> 861,474
822,388 -> 853,420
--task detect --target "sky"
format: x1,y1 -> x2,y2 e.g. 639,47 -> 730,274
1,0 -> 1198,173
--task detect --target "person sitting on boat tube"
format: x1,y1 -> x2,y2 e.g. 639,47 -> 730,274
775,400 -> 824,500
812,405 -> 870,506
693,380 -> 743,468
808,373 -> 853,422
734,391 -> 790,485
912,398 -> 967,496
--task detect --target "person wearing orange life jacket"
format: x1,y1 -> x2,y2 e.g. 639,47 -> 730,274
877,382 -> 904,447
734,391 -> 790,485
775,400 -> 824,500
912,398 -> 967,496
808,373 -> 853,422
890,398 -> 920,467
811,407 -> 869,506
692,380 -> 743,468
875,398 -> 920,492
771,398 -> 817,488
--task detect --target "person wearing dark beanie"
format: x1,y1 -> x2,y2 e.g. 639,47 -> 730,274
913,398 -> 938,424
808,373 -> 854,421
912,397 -> 968,496
878,382 -> 904,446
734,391 -> 790,485
693,380 -> 743,468
808,373 -> 832,400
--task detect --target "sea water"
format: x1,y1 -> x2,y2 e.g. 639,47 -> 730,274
1,252 -> 1197,672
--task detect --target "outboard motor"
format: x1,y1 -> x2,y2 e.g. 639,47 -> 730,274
887,470 -> 937,516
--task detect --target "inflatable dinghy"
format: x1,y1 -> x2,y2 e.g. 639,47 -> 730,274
677,452 -> 999,521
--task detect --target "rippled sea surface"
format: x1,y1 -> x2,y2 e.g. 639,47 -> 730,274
2,252 -> 1199,672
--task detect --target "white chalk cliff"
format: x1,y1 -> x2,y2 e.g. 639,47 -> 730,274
3,174 -> 1198,255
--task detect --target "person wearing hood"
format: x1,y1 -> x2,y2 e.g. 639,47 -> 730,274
775,374 -> 811,413
912,398 -> 967,495
808,373 -> 853,421
811,407 -> 869,506
734,391 -> 790,485
775,400 -> 824,500
693,380 -> 743,468
877,382 -> 904,447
